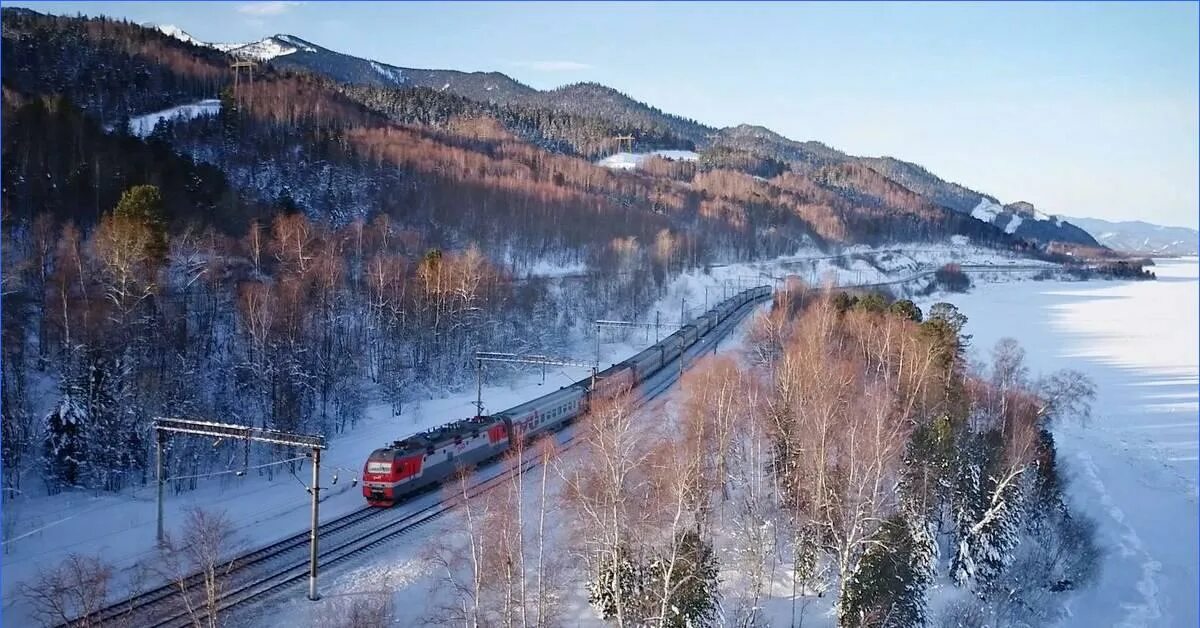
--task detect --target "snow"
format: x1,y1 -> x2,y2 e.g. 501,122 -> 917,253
916,257 -> 1199,627
0,243 -> 1074,626
368,61 -> 404,84
275,35 -> 317,52
520,259 -> 588,278
227,37 -> 303,61
241,296 -> 775,628
212,41 -> 250,53
125,99 -> 222,137
151,23 -> 203,46
971,197 -> 1003,223
0,306 -> 685,626
1005,212 -> 1024,234
595,150 -> 700,170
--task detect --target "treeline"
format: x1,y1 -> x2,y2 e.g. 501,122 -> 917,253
2,92 -> 262,232
0,8 -> 228,121
342,84 -> 692,159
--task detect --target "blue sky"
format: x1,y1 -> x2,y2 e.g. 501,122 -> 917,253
10,1 -> 1199,229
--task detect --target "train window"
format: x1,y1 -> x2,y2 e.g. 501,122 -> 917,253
367,461 -> 390,474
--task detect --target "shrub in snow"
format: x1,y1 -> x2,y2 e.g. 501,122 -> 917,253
934,264 -> 971,293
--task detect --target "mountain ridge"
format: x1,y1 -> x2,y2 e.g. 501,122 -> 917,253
1064,216 -> 1198,256
60,12 -> 1099,250
171,27 -> 1098,247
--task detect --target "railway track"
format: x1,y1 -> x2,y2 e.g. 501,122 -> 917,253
73,292 -> 769,628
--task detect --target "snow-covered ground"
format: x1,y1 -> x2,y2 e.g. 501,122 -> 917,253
919,257 -> 1199,627
243,297 -> 774,628
0,241 -> 1078,625
125,100 -> 222,137
0,265 -> 778,625
595,150 -> 700,170
0,331 -> 659,625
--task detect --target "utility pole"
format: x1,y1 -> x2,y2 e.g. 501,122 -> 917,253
152,419 -> 326,599
612,134 -> 635,153
704,286 -> 709,311
230,60 -> 257,109
156,430 -> 165,545
474,357 -> 484,417
655,311 -> 660,342
681,298 -> 687,325
594,321 -> 601,369
309,446 -> 321,601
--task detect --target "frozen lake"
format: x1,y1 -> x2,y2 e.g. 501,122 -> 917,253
928,257 -> 1199,628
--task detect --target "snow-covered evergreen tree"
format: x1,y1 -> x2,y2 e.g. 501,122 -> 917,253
950,440 -> 1026,594
838,514 -> 931,628
42,387 -> 87,492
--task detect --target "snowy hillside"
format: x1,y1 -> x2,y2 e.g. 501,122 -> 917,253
595,149 -> 699,170
969,198 -> 1098,246
126,99 -> 222,137
148,24 -> 315,62
150,23 -> 204,46
224,35 -> 317,61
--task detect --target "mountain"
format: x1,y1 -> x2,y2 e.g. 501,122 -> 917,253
856,156 -> 996,214
525,82 -> 709,145
6,9 -> 1091,253
157,27 -> 538,103
1065,217 -> 1198,256
149,23 -> 204,47
968,199 -> 1099,247
141,21 -> 1108,249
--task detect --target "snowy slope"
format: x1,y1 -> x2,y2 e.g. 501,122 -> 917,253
150,23 -> 204,46
971,198 -> 1004,223
126,99 -> 222,137
596,150 -> 699,170
149,22 -> 314,62
223,36 -> 315,61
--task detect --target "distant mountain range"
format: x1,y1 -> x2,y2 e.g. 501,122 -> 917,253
1064,217 -> 1198,256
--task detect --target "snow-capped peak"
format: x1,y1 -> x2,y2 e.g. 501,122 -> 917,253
142,21 -> 317,62
224,36 -> 307,61
148,23 -> 204,46
274,34 -> 318,52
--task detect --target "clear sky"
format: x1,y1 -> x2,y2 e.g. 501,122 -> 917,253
10,1 -> 1199,229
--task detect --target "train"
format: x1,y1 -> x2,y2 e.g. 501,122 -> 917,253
361,285 -> 772,506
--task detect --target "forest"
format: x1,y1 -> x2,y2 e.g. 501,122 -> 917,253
411,284 -> 1100,628
1,9 -> 1034,519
